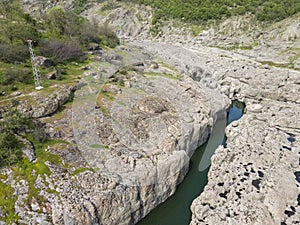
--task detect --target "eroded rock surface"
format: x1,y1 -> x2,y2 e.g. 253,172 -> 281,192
128,41 -> 300,225
2,1 -> 299,224
0,44 -> 229,224
191,99 -> 300,225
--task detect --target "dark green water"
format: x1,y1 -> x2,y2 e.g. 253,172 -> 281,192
138,102 -> 244,225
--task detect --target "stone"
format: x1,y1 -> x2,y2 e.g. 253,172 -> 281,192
18,137 -> 36,162
42,42 -> 229,225
246,103 -> 263,113
31,198 -> 40,211
88,43 -> 102,51
150,61 -> 159,69
10,91 -> 23,97
35,56 -> 54,68
128,41 -> 300,225
47,71 -> 57,80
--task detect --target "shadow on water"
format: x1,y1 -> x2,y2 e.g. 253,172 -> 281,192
137,101 -> 244,225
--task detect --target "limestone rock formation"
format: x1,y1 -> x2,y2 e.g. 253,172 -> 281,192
127,41 -> 299,225
0,44 -> 229,224
2,1 -> 299,224
190,99 -> 300,224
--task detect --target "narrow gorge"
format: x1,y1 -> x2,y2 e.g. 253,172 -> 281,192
0,1 -> 299,225
138,102 -> 244,225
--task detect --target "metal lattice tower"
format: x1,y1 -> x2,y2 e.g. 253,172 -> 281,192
27,40 -> 43,90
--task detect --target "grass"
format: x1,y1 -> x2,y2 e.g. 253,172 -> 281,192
190,24 -> 203,37
0,59 -> 89,103
72,167 -> 89,176
158,61 -> 179,72
99,90 -> 115,101
0,174 -> 8,179
72,167 -> 96,176
239,44 -> 253,50
89,144 -> 109,149
0,181 -> 19,224
144,71 -> 182,80
96,89 -> 116,115
258,60 -> 296,69
10,138 -> 65,215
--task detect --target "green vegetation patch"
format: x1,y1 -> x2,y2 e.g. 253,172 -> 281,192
89,144 -> 109,149
96,89 -> 116,115
12,138 -> 65,209
0,1 -> 119,97
258,60 -> 296,69
137,0 -> 300,23
144,71 -> 182,80
0,181 -> 19,223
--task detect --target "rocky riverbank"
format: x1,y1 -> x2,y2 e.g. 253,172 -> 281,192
188,50 -> 300,224
0,43 -> 229,224
1,1 -> 299,224
128,41 -> 300,224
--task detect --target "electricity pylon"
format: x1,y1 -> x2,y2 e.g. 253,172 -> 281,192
27,40 -> 43,90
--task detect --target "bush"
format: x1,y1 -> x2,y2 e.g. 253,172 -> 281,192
0,0 -> 40,42
2,67 -> 33,85
0,44 -> 29,63
39,39 -> 86,64
42,6 -> 119,49
98,23 -> 119,48
80,20 -> 104,45
0,133 -> 22,167
43,6 -> 83,38
30,123 -> 48,143
80,20 -> 119,48
138,0 -> 300,23
0,108 -> 31,167
0,107 -> 49,167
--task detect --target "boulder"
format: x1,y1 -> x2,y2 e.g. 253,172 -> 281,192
19,137 -> 36,162
35,56 -> 54,68
46,71 -> 57,80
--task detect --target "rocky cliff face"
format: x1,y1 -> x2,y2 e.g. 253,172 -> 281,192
188,50 -> 300,224
60,46 -> 229,224
126,41 -> 300,224
0,43 -> 229,224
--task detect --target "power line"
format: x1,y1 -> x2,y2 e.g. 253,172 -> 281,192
27,40 -> 43,90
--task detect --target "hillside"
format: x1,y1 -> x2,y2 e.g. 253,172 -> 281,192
139,0 -> 300,22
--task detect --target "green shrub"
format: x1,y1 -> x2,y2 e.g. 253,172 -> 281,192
43,6 -> 83,38
80,20 -> 104,45
80,20 -> 119,48
0,44 -> 29,63
0,107 -> 49,167
98,23 -> 119,48
137,0 -> 300,23
0,0 -> 40,49
42,6 -> 119,50
0,108 -> 31,167
0,133 -> 22,167
2,67 -> 33,85
39,39 -> 86,64
73,0 -> 92,14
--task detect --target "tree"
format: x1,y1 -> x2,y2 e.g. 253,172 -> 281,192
39,39 -> 86,64
43,6 -> 83,38
0,0 -> 39,45
0,108 -> 31,167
